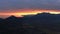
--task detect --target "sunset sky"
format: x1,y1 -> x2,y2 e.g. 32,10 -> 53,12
0,0 -> 60,18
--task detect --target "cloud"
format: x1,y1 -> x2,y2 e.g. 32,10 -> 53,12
0,0 -> 60,10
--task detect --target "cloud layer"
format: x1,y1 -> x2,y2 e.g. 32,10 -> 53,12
0,0 -> 60,10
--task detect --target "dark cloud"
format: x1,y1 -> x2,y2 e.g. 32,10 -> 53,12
0,0 -> 60,10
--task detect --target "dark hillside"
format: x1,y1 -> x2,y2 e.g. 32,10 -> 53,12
0,13 -> 60,34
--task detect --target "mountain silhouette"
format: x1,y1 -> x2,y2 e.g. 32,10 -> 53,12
0,13 -> 60,34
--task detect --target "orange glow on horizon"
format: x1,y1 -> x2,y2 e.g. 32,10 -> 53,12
0,9 -> 60,18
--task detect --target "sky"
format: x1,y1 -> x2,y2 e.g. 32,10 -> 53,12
0,0 -> 60,10
0,0 -> 60,18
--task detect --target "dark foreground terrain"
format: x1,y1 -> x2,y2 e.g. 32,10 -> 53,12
0,13 -> 60,34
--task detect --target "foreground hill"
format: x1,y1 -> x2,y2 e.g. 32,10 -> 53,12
0,13 -> 60,34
